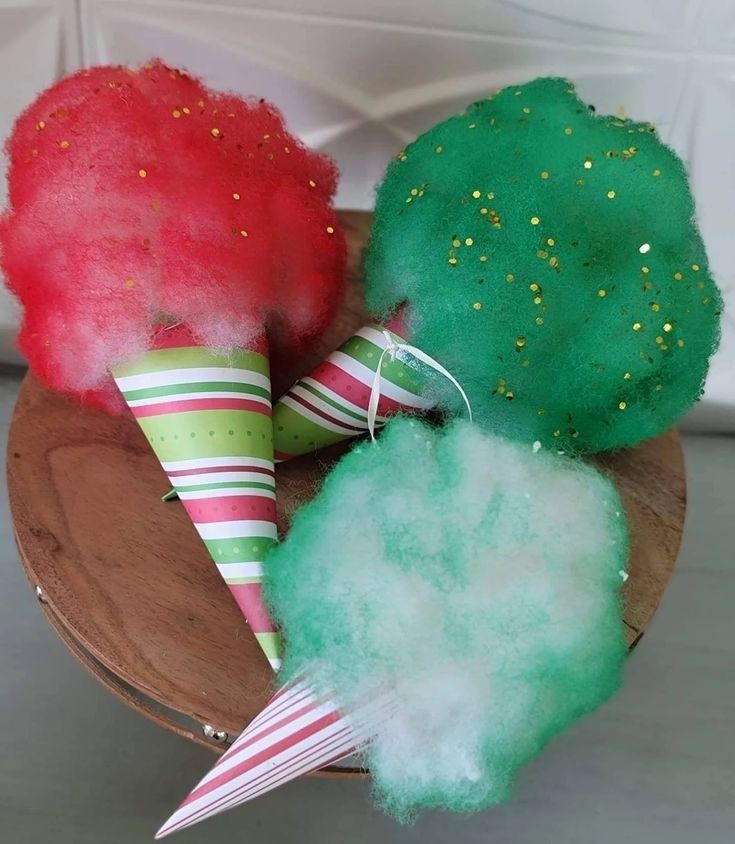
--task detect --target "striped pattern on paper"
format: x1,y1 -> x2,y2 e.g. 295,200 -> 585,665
156,679 -> 395,838
272,324 -> 435,461
113,345 -> 281,670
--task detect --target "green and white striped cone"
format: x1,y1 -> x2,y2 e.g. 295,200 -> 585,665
111,331 -> 281,670
273,324 -> 435,461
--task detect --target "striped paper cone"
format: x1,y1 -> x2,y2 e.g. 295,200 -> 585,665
273,323 -> 435,461
112,335 -> 282,670
156,678 -> 395,838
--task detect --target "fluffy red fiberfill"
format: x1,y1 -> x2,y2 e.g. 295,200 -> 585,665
0,61 -> 346,412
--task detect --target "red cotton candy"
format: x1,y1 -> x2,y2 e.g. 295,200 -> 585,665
0,60 -> 346,412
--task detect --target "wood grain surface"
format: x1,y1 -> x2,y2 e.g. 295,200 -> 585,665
6,210 -> 686,759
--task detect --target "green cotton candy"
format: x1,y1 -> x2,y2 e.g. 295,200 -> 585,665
265,418 -> 629,818
364,77 -> 721,452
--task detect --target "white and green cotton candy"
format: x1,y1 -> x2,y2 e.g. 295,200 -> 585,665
265,418 -> 629,819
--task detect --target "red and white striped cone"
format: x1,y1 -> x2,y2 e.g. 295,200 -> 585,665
272,323 -> 435,461
156,678 -> 395,837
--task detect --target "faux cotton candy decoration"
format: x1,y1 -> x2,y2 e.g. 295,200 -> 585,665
363,77 -> 721,452
265,418 -> 629,817
0,60 -> 345,412
0,60 -> 346,667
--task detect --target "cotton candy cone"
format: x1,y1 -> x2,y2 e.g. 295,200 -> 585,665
155,678 -> 394,838
111,329 -> 281,670
273,324 -> 435,461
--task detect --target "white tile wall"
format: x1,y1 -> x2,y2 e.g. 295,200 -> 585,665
0,0 -> 732,419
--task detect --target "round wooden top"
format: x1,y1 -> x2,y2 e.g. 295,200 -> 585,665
6,211 -> 686,758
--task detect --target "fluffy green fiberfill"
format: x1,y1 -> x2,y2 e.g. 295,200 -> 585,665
364,77 -> 721,452
266,418 -> 629,818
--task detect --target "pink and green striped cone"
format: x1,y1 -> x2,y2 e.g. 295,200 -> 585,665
111,328 -> 281,670
156,677 -> 396,837
273,323 -> 435,461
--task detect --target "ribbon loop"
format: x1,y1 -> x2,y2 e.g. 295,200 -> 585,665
367,330 -> 473,440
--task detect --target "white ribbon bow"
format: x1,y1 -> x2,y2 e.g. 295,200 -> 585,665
367,330 -> 473,440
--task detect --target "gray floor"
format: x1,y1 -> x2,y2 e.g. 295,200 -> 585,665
0,367 -> 733,844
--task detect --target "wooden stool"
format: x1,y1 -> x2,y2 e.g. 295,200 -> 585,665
6,211 -> 686,768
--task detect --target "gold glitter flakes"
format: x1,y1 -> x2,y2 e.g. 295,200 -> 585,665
549,256 -> 559,268
435,146 -> 444,154
452,238 -> 461,248
674,272 -> 683,280
516,336 -> 526,348
59,139 -> 70,149
232,192 -> 241,200
546,238 -> 555,246
533,295 -> 542,305
564,127 -> 573,135
576,178 -> 585,186
583,157 -> 592,169
326,226 -> 335,234
448,257 -> 458,266
182,107 -> 191,115
480,207 -> 488,215
641,266 -> 650,274
639,243 -> 651,254
172,109 -> 181,119
36,121 -> 46,131
541,171 -> 550,180
692,263 -> 700,271
535,316 -> 544,325
396,150 -> 408,162
663,322 -> 673,332
309,180 -> 316,188
530,283 -> 540,292
655,336 -> 664,344
239,230 -> 248,238
622,147 -> 638,160
506,274 -> 515,283
677,339 -> 685,348
632,322 -> 643,331
653,169 -> 661,176
650,302 -> 660,312
607,190 -> 616,199
537,250 -> 548,259
618,401 -> 627,410
468,123 -> 477,129
623,372 -> 632,380
138,168 -> 147,178
473,301 -> 483,310
522,107 -> 531,114
479,255 -> 488,262
702,297 -> 710,305
125,278 -> 135,288
465,238 -> 474,246
472,190 -> 482,199
530,216 -> 540,225
598,289 -> 606,297
210,127 -> 221,138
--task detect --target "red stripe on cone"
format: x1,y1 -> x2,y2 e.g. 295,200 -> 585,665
229,583 -> 278,632
312,360 -> 408,415
181,495 -> 276,524
131,397 -> 271,417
